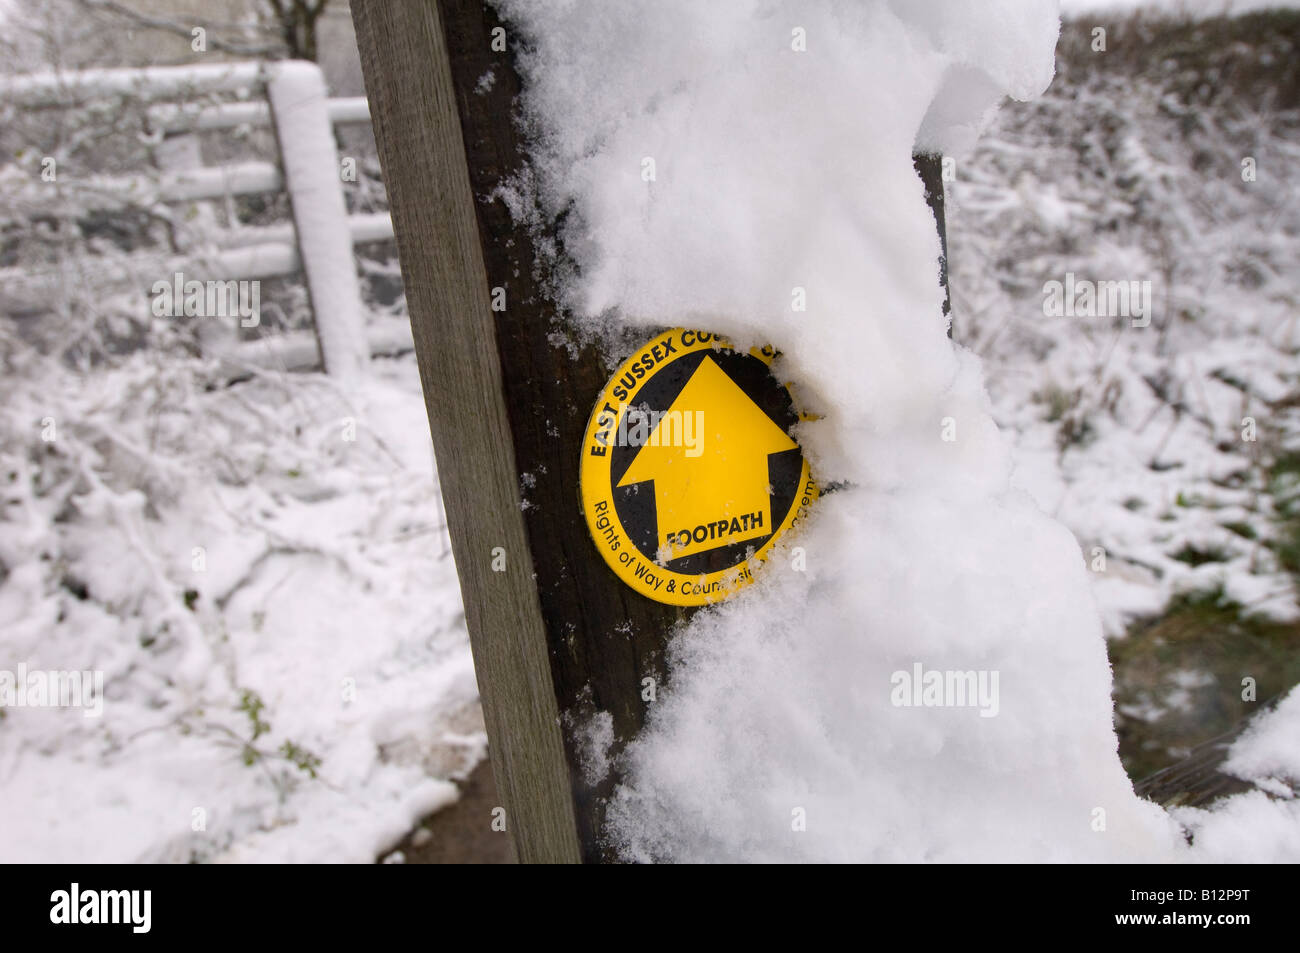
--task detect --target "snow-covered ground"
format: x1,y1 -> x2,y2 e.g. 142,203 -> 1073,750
951,13 -> 1300,636
0,351 -> 483,862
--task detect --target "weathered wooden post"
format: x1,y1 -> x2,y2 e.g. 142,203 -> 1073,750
351,0 -> 948,862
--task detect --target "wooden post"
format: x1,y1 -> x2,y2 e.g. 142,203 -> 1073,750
914,152 -> 951,322
265,61 -> 370,380
351,0 -> 950,862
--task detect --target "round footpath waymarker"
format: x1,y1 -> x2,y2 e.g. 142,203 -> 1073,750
579,328 -> 817,606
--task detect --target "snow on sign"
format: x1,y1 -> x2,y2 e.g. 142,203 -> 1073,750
580,328 -> 817,606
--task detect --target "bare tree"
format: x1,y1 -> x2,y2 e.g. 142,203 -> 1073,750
265,0 -> 331,62
69,0 -> 331,63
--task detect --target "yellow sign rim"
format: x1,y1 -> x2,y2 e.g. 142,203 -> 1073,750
578,327 -> 817,607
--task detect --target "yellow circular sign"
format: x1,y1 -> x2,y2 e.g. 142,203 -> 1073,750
579,328 -> 817,606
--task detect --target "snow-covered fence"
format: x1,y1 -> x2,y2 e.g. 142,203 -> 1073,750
0,60 -> 393,380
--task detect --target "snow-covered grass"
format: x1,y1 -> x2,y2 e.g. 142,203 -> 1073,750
0,0 -> 469,865
0,348 -> 481,862
954,11 -> 1300,633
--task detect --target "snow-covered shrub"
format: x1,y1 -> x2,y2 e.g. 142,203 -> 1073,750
951,12 -> 1300,632
1,5 -> 462,864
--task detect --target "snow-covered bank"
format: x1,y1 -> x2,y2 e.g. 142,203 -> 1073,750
953,12 -> 1300,636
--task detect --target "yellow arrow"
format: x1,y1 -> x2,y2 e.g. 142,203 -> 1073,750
618,355 -> 797,560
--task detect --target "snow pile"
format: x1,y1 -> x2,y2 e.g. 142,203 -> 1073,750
495,0 -> 1203,861
1223,690 -> 1300,795
0,353 -> 480,862
1174,688 -> 1300,862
